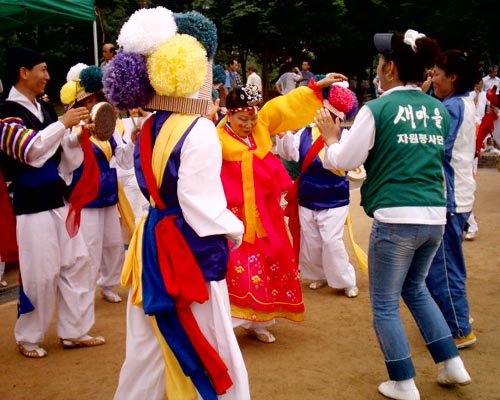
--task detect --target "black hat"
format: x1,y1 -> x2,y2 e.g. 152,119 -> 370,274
5,47 -> 45,82
373,33 -> 394,53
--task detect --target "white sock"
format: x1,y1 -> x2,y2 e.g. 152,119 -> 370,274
20,341 -> 43,350
444,356 -> 464,371
394,378 -> 417,391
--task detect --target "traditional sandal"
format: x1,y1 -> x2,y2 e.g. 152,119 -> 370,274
247,328 -> 276,344
309,280 -> 327,290
17,342 -> 48,358
344,286 -> 359,298
60,335 -> 106,349
102,289 -> 122,303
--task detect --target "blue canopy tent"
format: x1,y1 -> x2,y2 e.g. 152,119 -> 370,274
0,0 -> 99,65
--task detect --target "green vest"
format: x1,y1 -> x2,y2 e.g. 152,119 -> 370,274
361,90 -> 450,217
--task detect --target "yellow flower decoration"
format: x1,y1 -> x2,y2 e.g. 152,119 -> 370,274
60,81 -> 83,105
147,33 -> 207,97
235,266 -> 245,274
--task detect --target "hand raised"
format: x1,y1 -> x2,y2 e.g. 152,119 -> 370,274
60,107 -> 89,129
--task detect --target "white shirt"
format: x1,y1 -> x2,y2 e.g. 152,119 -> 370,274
7,87 -> 82,184
247,72 -> 262,92
177,117 -> 244,242
482,75 -> 500,92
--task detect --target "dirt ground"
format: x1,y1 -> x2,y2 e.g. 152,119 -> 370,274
0,168 -> 499,400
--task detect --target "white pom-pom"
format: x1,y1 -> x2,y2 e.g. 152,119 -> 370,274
117,7 -> 177,55
332,80 -> 349,88
66,63 -> 88,82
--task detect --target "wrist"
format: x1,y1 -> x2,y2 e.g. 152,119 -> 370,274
323,136 -> 338,147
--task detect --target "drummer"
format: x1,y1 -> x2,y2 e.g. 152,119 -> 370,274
60,63 -> 135,304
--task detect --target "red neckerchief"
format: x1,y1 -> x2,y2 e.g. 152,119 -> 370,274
223,122 -> 257,150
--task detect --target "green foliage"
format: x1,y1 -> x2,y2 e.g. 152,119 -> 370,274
1,0 -> 498,103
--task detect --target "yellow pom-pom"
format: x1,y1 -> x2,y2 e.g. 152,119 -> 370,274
147,34 -> 207,97
60,81 -> 83,105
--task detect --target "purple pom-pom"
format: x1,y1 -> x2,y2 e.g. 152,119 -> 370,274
103,51 -> 155,110
345,90 -> 358,120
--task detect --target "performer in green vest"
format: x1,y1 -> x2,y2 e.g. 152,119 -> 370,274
315,30 -> 472,400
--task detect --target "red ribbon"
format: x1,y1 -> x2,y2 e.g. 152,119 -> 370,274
284,134 -> 325,259
65,126 -> 100,238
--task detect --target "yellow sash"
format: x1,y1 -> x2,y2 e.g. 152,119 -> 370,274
151,113 -> 200,204
115,118 -> 125,136
345,213 -> 368,274
217,131 -> 267,243
151,318 -> 198,400
90,136 -> 136,233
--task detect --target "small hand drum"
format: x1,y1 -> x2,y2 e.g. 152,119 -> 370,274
347,165 -> 366,182
90,102 -> 116,141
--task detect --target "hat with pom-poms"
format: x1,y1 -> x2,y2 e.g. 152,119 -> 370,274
104,6 -> 217,115
314,74 -> 357,121
60,64 -> 104,107
174,11 -> 217,60
102,51 -> 155,110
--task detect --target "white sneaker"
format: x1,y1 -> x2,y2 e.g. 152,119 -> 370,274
464,231 -> 476,240
378,381 -> 420,400
437,364 -> 472,386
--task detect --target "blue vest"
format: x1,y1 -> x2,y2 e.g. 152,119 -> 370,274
0,100 -> 66,215
68,137 -> 118,208
135,112 -> 230,282
297,126 -> 349,210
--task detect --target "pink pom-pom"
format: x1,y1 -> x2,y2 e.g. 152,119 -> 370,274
328,85 -> 355,113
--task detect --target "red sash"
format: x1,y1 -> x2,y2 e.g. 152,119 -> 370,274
284,134 -> 325,259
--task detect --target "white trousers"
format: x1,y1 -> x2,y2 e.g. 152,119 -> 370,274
466,211 -> 479,234
118,172 -> 149,225
298,204 -> 356,288
79,206 -> 125,289
114,281 -> 250,400
14,205 -> 95,343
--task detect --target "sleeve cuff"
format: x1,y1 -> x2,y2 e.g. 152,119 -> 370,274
308,79 -> 324,103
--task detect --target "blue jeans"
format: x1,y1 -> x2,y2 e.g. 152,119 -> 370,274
426,212 -> 472,338
369,221 -> 459,381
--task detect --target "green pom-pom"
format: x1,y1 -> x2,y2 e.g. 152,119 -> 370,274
212,64 -> 226,84
80,65 -> 103,93
174,11 -> 217,60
